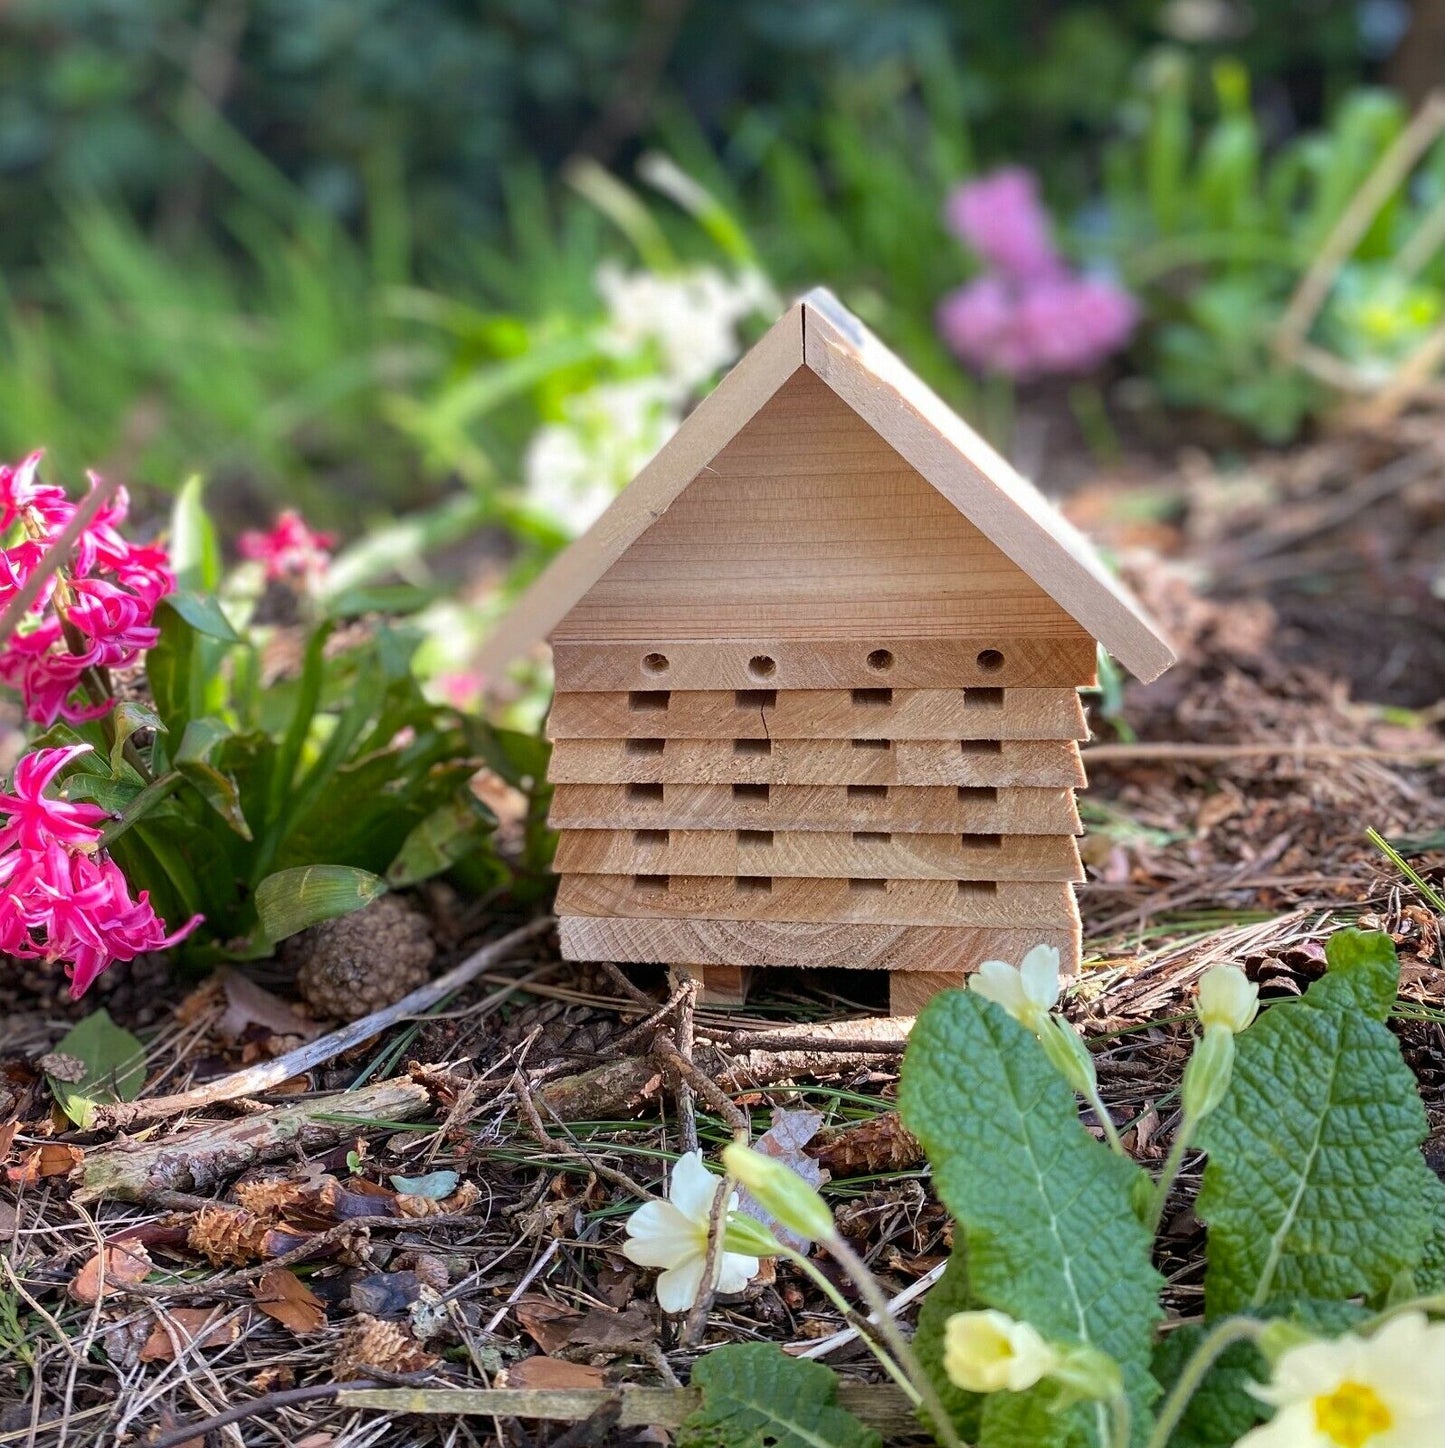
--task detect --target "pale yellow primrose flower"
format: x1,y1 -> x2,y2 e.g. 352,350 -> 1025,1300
1237,1312 -> 1445,1448
721,1142 -> 835,1243
943,1310 -> 1061,1393
622,1151 -> 760,1313
1197,964 -> 1260,1035
969,945 -> 1061,1033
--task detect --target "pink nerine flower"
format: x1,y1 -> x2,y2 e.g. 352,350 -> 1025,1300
0,452 -> 175,726
0,744 -> 201,996
239,510 -> 336,584
943,168 -> 1063,283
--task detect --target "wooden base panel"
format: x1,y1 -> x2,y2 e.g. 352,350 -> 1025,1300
674,964 -> 752,1006
555,828 -> 1082,883
556,873 -> 1079,929
889,972 -> 970,1016
548,737 -> 1085,789
552,638 -> 1098,692
548,688 -> 1088,742
548,782 -> 1081,835
559,916 -> 1080,974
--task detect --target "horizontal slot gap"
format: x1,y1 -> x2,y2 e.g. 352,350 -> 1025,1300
626,737 -> 666,756
734,738 -> 772,756
737,829 -> 773,847
957,786 -> 999,802
633,829 -> 669,847
959,739 -> 1002,755
847,784 -> 888,799
736,875 -> 772,893
627,782 -> 664,802
964,688 -> 1004,709
628,690 -> 670,712
961,833 -> 1003,849
957,880 -> 999,898
853,830 -> 891,843
849,878 -> 888,893
851,738 -> 892,751
732,782 -> 770,801
633,874 -> 669,893
735,689 -> 776,708
851,688 -> 892,707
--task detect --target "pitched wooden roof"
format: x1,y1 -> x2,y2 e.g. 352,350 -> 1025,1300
479,289 -> 1175,682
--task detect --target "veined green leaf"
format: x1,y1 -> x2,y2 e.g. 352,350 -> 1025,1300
899,992 -> 1162,1447
253,865 -> 385,945
163,590 -> 242,644
678,1343 -> 880,1448
108,699 -> 165,775
1195,935 -> 1430,1314
46,1009 -> 147,1128
386,792 -> 494,887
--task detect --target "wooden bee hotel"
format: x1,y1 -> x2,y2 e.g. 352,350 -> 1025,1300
480,289 -> 1174,1015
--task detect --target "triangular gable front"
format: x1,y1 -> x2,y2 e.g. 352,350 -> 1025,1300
478,291 -> 1174,681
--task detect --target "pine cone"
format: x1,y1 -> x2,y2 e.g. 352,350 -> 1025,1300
334,1314 -> 438,1381
284,895 -> 436,1021
233,1176 -> 316,1216
188,1205 -> 272,1266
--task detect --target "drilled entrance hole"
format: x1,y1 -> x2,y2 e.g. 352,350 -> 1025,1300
626,737 -> 665,756
748,654 -> 777,679
851,737 -> 891,751
642,652 -> 670,675
960,833 -> 1003,849
959,739 -> 1002,755
733,738 -> 772,756
628,690 -> 670,712
848,784 -> 888,799
976,648 -> 1005,673
957,785 -> 999,802
737,875 -> 773,893
866,649 -> 894,672
628,782 -> 664,802
851,688 -> 892,706
733,782 -> 770,801
633,829 -> 669,847
735,689 -> 776,708
964,687 -> 1004,709
633,874 -> 669,892
737,829 -> 773,847
849,877 -> 887,892
853,830 -> 891,843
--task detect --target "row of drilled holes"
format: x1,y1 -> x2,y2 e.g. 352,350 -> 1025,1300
641,649 -> 1007,679
628,687 -> 1006,712
625,737 -> 1004,756
624,783 -> 1002,802
631,829 -> 1003,848
631,874 -> 1000,897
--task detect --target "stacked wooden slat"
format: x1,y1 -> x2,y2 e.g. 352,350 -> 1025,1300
547,653 -> 1093,1015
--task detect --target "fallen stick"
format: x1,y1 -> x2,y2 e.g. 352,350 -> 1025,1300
90,917 -> 553,1132
1083,742 -> 1445,765
791,1261 -> 947,1361
334,1384 -> 918,1436
72,1076 -> 431,1203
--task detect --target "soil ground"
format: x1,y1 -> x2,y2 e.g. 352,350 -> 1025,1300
2,414 -> 1444,1447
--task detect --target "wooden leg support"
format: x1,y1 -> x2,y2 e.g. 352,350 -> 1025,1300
678,964 -> 753,1007
889,971 -> 969,1018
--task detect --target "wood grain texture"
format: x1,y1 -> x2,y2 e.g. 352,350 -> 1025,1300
675,964 -> 752,1005
554,368 -> 1091,643
554,828 -> 1083,882
548,737 -> 1086,788
548,782 -> 1082,834
547,687 -> 1089,742
551,637 -> 1098,691
558,916 -> 1080,972
556,874 -> 1079,928
889,972 -> 970,1016
802,290 -> 1174,681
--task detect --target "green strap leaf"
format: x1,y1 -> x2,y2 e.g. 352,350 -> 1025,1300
163,590 -> 242,643
385,793 -> 495,887
108,699 -> 165,774
176,717 -> 252,839
899,992 -> 1162,1447
679,1343 -> 880,1448
169,475 -> 221,593
253,865 -> 385,946
1195,943 -> 1430,1314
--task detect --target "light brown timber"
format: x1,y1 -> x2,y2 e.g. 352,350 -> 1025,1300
889,972 -> 971,1016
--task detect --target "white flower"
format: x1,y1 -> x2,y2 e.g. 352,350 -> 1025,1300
1197,964 -> 1259,1035
622,1150 -> 760,1313
1238,1312 -> 1445,1448
943,1310 -> 1061,1393
970,945 -> 1062,1032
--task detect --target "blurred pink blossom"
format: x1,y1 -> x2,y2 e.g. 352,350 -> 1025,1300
943,168 -> 1062,283
239,509 -> 336,584
0,452 -> 175,726
0,744 -> 200,996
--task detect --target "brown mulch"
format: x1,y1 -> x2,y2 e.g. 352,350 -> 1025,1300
2,416 -> 1445,1446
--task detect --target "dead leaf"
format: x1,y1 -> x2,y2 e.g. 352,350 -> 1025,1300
138,1306 -> 242,1363
515,1295 -> 585,1354
7,1142 -> 83,1185
252,1268 -> 326,1334
569,1304 -> 657,1354
505,1357 -> 607,1390
217,970 -> 320,1041
0,1120 -> 17,1161
739,1108 -> 829,1250
69,1240 -> 153,1304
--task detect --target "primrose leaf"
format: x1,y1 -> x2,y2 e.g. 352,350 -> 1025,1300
1305,927 -> 1398,1019
253,865 -> 385,946
164,591 -> 242,644
898,991 -> 1162,1447
176,717 -> 251,839
678,1343 -> 880,1448
170,475 -> 222,593
1150,1326 -> 1264,1448
913,1252 -> 982,1441
978,1388 -> 1072,1448
1195,938 -> 1429,1314
46,1009 -> 147,1128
